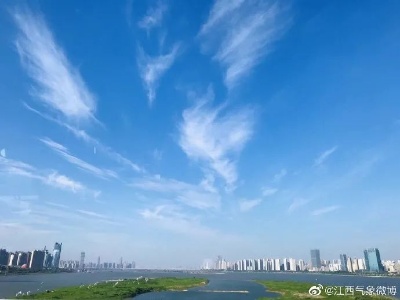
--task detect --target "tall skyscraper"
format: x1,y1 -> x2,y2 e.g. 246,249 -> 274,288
364,248 -> 384,272
0,249 -> 8,266
29,250 -> 45,270
17,252 -> 28,266
52,242 -> 62,269
80,252 -> 85,270
310,249 -> 322,269
339,254 -> 348,271
97,256 -> 101,269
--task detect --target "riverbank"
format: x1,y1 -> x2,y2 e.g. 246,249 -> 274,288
257,281 -> 395,299
15,277 -> 208,299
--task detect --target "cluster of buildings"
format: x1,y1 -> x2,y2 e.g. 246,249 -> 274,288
59,253 -> 136,271
209,248 -> 400,274
0,242 -> 62,271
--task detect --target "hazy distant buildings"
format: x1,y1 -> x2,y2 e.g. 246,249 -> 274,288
310,249 -> 321,269
339,254 -> 348,271
52,242 -> 62,269
80,252 -> 85,270
364,248 -> 384,272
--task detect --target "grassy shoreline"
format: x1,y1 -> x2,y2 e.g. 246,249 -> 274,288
15,277 -> 208,299
256,281 -> 395,300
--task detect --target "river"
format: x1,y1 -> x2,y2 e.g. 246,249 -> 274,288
0,271 -> 399,299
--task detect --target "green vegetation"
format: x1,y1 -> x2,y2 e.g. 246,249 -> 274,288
16,277 -> 208,299
257,281 -> 394,300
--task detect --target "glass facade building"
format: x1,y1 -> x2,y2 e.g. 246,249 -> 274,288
364,248 -> 384,272
310,249 -> 321,269
52,242 -> 62,269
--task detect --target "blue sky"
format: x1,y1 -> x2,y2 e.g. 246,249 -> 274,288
1,0 -> 400,268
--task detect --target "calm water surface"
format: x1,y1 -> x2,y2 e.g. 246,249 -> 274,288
1,271 -> 399,299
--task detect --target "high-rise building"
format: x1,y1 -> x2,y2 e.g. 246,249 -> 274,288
310,249 -> 321,269
80,252 -> 85,270
43,250 -> 53,268
274,259 -> 280,271
298,259 -> 305,271
52,242 -> 62,269
347,257 -> 354,272
97,256 -> 101,269
357,258 -> 366,270
364,248 -> 384,272
17,252 -> 28,266
8,253 -> 18,266
339,254 -> 348,272
29,250 -> 45,270
0,249 -> 8,266
289,258 -> 296,271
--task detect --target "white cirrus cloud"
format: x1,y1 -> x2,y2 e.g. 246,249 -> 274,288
40,137 -> 117,180
13,7 -> 96,121
262,187 -> 278,197
311,205 -> 340,216
137,43 -> 180,106
199,0 -> 290,89
0,156 -> 95,195
178,87 -> 254,189
138,1 -> 167,33
139,204 -> 216,237
239,198 -> 262,212
314,146 -> 338,167
24,103 -> 144,173
287,198 -> 309,214
272,168 -> 287,183
131,175 -> 220,210
45,172 -> 84,193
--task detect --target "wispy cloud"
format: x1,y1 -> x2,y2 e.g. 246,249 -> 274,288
132,175 -> 220,210
139,204 -> 216,237
178,87 -> 254,189
137,44 -> 180,106
138,1 -> 167,33
239,198 -> 262,212
262,186 -> 278,197
287,198 -> 309,213
314,146 -> 338,167
40,137 -> 117,180
77,209 -> 108,219
13,7 -> 96,121
311,205 -> 340,216
272,168 -> 287,183
46,172 -> 85,193
0,156 -> 93,195
199,0 -> 290,89
152,148 -> 163,160
24,103 -> 144,173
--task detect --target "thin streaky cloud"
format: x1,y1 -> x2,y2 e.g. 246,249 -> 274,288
40,137 -> 118,180
77,209 -> 109,219
138,1 -> 167,33
132,175 -> 220,210
272,168 -> 287,183
45,172 -> 85,193
13,7 -> 96,121
178,87 -> 254,189
199,0 -> 245,36
287,198 -> 309,213
199,0 -> 290,89
311,205 -> 340,216
314,146 -> 338,167
24,103 -> 144,173
137,43 -> 180,106
239,198 -> 262,212
139,204 -> 216,237
262,187 -> 278,197
0,156 -> 90,194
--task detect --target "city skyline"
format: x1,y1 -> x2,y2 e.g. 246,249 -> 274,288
1,0 -> 400,268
